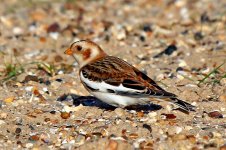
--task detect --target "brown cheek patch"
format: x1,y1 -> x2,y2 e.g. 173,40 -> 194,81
82,49 -> 91,60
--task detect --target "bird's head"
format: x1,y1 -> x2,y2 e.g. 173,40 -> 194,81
64,40 -> 107,67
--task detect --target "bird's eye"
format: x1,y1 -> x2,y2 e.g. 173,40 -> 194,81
77,46 -> 82,51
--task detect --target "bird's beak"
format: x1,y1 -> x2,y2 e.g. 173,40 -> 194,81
64,48 -> 73,55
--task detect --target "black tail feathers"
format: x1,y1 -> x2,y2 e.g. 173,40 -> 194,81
170,98 -> 196,112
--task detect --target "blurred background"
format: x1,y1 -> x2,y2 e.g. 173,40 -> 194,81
0,0 -> 225,149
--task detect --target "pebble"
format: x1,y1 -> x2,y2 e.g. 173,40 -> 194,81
111,25 -> 126,41
143,24 -> 152,32
161,113 -> 177,119
0,113 -> 7,119
156,74 -> 165,80
143,124 -> 152,133
219,95 -> 226,102
114,108 -> 125,117
194,32 -> 204,41
63,105 -> 84,112
74,135 -> 85,146
60,112 -> 70,119
106,140 -> 118,150
25,86 -> 33,91
29,135 -> 39,141
40,133 -> 50,143
167,126 -> 182,135
185,84 -> 198,87
212,132 -> 222,138
23,75 -> 39,83
208,111 -> 223,119
178,60 -> 187,67
133,138 -> 146,149
172,134 -> 187,141
164,44 -> 177,55
176,74 -> 184,80
129,133 -> 139,139
220,78 -> 226,85
13,27 -> 23,35
137,112 -> 144,117
49,32 -> 59,40
26,143 -> 33,148
0,120 -> 6,125
148,112 -> 157,118
15,128 -> 22,134
185,126 -> 193,131
4,97 -> 14,103
47,22 -> 60,33
220,145 -> 226,150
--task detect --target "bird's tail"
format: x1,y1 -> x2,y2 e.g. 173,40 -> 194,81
169,98 -> 196,112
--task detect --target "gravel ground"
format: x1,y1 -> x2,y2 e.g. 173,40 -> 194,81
0,0 -> 226,149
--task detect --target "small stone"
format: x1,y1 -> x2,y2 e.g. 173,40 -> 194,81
185,126 -> 193,131
29,135 -> 39,141
13,27 -> 23,35
54,55 -> 63,62
172,134 -> 186,141
139,35 -> 145,42
106,140 -> 118,150
32,147 -> 41,150
176,67 -> 184,72
0,120 -> 6,125
168,126 -> 182,135
200,12 -> 210,23
208,111 -> 223,118
129,133 -> 139,139
137,112 -> 144,117
49,32 -> 59,40
164,44 -> 177,55
148,112 -> 157,118
142,124 -> 152,133
114,108 -> 125,117
44,118 -> 50,122
63,105 -> 84,112
219,145 -> 226,150
4,97 -> 14,103
194,32 -> 204,41
40,133 -> 50,143
142,24 -> 152,32
23,75 -> 39,83
47,22 -> 60,33
15,128 -> 21,134
57,94 -> 68,101
161,113 -> 177,119
153,44 -> 177,58
219,95 -> 226,102
212,132 -> 222,138
55,78 -> 63,82
60,112 -> 70,119
117,31 -> 126,40
25,143 -> 33,148
25,86 -> 33,91
178,60 -> 187,67
0,113 -> 7,119
220,78 -> 226,85
187,135 -> 196,143
156,74 -> 165,80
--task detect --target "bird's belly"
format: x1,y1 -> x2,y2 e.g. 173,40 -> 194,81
91,92 -> 148,107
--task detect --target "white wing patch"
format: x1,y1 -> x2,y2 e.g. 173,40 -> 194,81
80,72 -> 140,93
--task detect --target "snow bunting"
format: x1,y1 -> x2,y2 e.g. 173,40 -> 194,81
64,40 -> 195,112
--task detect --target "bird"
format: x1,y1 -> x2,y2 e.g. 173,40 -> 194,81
64,40 -> 196,112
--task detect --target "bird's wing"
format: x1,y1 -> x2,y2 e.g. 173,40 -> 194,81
80,56 -> 176,98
